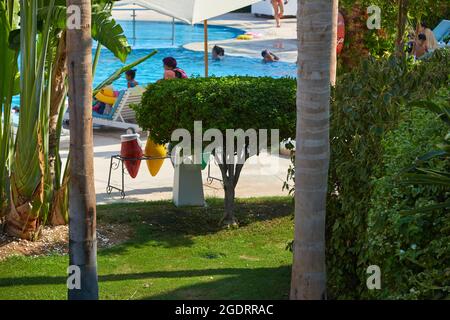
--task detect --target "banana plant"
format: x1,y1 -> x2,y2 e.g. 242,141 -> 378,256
5,0 -> 54,239
38,2 -> 131,63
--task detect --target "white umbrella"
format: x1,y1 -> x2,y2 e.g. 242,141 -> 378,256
115,0 -> 262,76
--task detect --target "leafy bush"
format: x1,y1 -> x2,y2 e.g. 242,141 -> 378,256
326,50 -> 450,299
134,76 -> 296,144
133,76 -> 296,224
365,87 -> 449,299
279,49 -> 450,298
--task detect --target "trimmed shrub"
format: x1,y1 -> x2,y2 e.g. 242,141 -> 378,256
133,76 -> 297,224
134,76 -> 296,144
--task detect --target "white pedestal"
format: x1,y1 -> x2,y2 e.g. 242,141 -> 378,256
173,163 -> 205,207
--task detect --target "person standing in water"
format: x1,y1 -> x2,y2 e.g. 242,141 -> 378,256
271,0 -> 288,28
212,45 -> 225,60
261,49 -> 280,63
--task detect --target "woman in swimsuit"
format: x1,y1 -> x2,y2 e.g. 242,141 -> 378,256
271,0 -> 288,28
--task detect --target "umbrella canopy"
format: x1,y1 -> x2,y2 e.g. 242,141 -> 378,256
114,0 -> 261,25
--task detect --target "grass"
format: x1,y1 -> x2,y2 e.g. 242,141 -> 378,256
0,196 -> 294,300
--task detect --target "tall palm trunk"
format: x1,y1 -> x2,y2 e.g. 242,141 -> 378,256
67,0 -> 98,300
291,0 -> 333,300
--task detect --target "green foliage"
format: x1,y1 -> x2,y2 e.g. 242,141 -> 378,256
326,49 -> 450,299
339,0 -> 450,60
134,76 -> 297,144
330,51 -> 449,299
0,0 -> 19,214
365,88 -> 449,299
37,3 -> 131,63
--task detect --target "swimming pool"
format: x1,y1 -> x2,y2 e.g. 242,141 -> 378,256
11,20 -> 297,123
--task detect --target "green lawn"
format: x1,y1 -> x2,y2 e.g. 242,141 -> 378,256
0,197 -> 294,300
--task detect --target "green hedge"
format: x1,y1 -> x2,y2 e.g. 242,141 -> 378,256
134,76 -> 297,144
326,49 -> 450,299
365,99 -> 449,299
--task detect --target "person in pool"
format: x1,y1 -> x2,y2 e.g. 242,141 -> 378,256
212,45 -> 225,60
261,50 -> 280,63
126,69 -> 139,88
163,57 -> 188,79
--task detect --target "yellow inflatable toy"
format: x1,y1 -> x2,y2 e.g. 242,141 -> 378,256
237,34 -> 253,40
95,86 -> 116,105
145,138 -> 167,176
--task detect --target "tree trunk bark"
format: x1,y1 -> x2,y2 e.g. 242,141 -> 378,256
67,0 -> 98,300
395,0 -> 409,57
330,0 -> 339,86
49,30 -> 68,225
291,0 -> 332,300
223,177 -> 237,226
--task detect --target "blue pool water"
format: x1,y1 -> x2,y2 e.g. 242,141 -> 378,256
11,20 -> 297,123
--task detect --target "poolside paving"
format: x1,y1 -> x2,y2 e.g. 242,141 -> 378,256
60,128 -> 291,205
69,11 -> 295,204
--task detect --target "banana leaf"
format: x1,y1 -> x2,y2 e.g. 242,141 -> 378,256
6,0 -> 54,239
0,0 -> 19,211
38,5 -> 131,63
93,50 -> 158,95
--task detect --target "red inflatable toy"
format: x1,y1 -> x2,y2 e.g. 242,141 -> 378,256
120,133 -> 143,178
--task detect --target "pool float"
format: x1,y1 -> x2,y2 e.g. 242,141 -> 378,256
237,34 -> 253,40
337,12 -> 345,55
95,86 -> 117,105
121,133 -> 143,178
144,138 -> 166,176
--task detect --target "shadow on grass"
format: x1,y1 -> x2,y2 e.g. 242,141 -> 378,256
0,266 -> 291,299
96,197 -> 293,253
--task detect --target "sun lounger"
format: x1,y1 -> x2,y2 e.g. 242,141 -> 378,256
64,85 -> 145,132
92,86 -> 145,131
433,19 -> 450,47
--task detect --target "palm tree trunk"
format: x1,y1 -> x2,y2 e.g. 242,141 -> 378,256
291,0 -> 332,300
67,0 -> 98,300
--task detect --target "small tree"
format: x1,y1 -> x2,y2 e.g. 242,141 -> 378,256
134,76 -> 296,225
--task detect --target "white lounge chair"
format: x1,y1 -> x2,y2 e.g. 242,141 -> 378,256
64,85 -> 145,132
